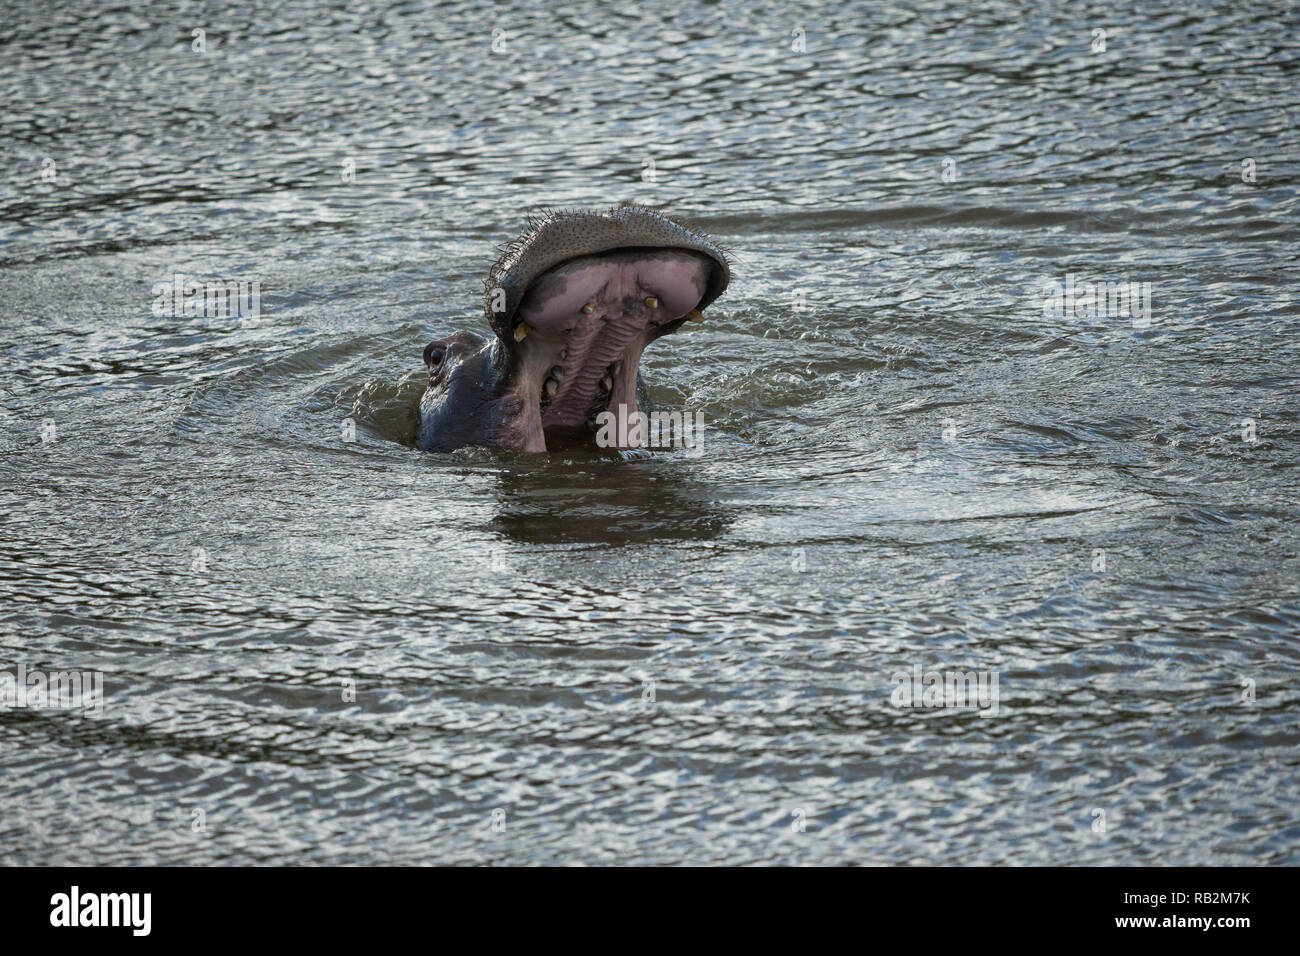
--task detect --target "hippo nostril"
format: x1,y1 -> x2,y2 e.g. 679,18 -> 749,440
423,342 -> 445,368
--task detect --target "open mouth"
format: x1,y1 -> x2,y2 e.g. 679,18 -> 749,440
502,247 -> 717,450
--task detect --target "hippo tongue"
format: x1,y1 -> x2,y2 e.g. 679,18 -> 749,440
497,248 -> 714,451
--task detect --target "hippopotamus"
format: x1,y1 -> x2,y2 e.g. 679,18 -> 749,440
416,204 -> 730,453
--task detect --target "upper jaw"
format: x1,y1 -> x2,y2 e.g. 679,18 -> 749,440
484,204 -> 729,343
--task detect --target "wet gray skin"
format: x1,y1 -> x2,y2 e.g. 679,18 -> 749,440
416,205 -> 730,453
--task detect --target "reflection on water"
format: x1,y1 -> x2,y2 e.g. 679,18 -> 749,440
1,0 -> 1297,864
490,464 -> 737,546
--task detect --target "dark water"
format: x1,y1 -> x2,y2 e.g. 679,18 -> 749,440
2,0 -> 1298,865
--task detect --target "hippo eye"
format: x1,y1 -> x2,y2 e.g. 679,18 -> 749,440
423,343 -> 445,368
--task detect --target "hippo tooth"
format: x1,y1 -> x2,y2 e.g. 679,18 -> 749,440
600,373 -> 613,391
687,309 -> 705,322
550,365 -> 565,383
644,296 -> 658,309
514,322 -> 531,342
544,378 -> 558,398
582,302 -> 595,314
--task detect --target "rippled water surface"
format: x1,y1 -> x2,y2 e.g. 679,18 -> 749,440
2,0 -> 1298,864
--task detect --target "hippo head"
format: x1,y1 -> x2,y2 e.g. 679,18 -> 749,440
416,204 -> 730,453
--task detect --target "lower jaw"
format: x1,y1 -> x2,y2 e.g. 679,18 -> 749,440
498,346 -> 645,453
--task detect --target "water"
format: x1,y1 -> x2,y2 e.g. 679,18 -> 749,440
1,0 -> 1297,865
